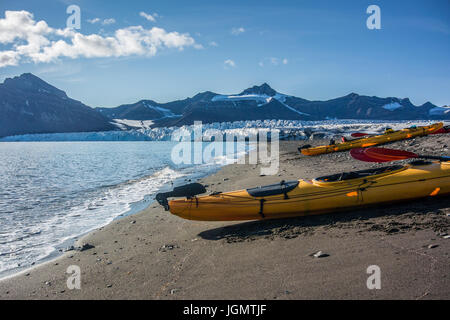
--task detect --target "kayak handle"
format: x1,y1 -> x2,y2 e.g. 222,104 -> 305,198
156,183 -> 207,211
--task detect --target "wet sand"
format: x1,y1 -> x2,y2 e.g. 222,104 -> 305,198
1,133 -> 449,299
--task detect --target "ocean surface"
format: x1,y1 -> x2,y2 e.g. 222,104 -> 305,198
0,141 -> 242,278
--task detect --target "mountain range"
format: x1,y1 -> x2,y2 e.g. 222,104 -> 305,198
0,73 -> 448,137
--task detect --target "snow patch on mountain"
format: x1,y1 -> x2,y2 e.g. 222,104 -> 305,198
273,93 -> 288,103
211,92 -> 291,104
429,106 -> 450,116
142,101 -> 181,118
212,94 -> 272,104
382,102 -> 402,111
277,99 -> 310,116
211,92 -> 308,116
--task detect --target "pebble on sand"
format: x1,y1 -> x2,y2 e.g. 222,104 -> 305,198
159,244 -> 179,252
77,243 -> 95,252
428,244 -> 439,249
311,251 -> 329,258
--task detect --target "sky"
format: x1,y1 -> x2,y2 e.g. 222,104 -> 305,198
0,0 -> 449,107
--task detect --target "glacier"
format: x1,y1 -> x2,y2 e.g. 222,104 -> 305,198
112,119 -> 155,130
1,119 -> 447,142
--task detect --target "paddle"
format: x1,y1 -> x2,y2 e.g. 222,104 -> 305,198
349,148 -> 383,162
350,132 -> 370,138
350,147 -> 450,163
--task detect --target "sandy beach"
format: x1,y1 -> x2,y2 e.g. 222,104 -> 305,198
1,134 -> 449,300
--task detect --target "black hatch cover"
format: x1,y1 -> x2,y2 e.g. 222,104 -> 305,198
247,180 -> 299,197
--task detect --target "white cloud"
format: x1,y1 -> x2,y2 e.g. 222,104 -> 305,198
102,18 -> 116,25
0,10 -> 52,44
0,50 -> 19,67
87,18 -> 100,24
224,59 -> 235,68
0,10 -> 198,68
140,11 -> 157,22
0,10 -> 52,66
258,57 -> 288,67
231,27 -> 245,35
209,41 -> 218,47
87,18 -> 115,25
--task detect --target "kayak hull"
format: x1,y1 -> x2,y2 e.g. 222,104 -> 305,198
301,122 -> 443,156
168,161 -> 450,221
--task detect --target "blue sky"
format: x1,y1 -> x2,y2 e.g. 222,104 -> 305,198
0,0 -> 449,107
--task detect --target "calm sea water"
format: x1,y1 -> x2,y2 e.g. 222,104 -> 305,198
0,141 -> 239,278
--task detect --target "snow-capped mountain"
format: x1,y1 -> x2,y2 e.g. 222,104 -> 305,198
99,83 -> 448,127
99,83 -> 315,128
0,73 -> 114,137
1,74 -> 448,138
97,100 -> 181,121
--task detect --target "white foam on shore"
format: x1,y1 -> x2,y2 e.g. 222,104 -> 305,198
0,166 -> 186,277
0,138 -> 246,279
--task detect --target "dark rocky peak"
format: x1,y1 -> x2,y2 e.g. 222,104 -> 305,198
420,101 -> 435,108
191,91 -> 218,101
137,99 -> 159,106
1,73 -> 67,98
240,83 -> 277,96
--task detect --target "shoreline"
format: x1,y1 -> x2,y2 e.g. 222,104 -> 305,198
1,136 -> 449,299
0,159 -> 226,281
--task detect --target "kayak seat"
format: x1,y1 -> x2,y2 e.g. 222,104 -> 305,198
316,165 -> 403,182
247,180 -> 299,197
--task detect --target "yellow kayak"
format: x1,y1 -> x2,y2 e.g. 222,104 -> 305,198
163,161 -> 450,221
300,122 -> 443,156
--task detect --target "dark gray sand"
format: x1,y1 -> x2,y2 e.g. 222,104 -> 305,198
1,134 -> 449,299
